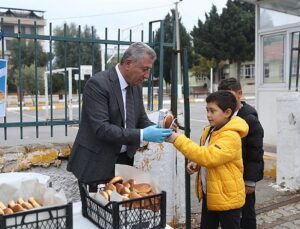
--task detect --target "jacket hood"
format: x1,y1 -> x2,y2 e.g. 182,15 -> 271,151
215,116 -> 249,138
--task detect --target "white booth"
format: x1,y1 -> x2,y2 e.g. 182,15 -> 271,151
244,0 -> 300,189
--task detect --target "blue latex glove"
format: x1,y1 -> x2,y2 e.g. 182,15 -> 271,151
143,125 -> 172,143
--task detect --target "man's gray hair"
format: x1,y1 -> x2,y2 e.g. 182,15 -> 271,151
120,42 -> 157,64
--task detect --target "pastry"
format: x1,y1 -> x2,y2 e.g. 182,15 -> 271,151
21,202 -> 34,210
12,204 -> 26,213
3,208 -> 14,215
133,183 -> 152,194
115,183 -> 124,193
99,191 -> 109,200
120,186 -> 131,195
163,113 -> 174,128
8,200 -> 16,209
0,201 -> 6,210
28,197 -> 41,208
104,183 -> 116,192
0,208 -> 4,215
108,176 -> 123,185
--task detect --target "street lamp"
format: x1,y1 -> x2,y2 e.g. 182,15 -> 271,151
175,0 -> 183,98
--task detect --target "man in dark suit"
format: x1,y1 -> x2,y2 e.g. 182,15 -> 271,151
67,42 -> 172,197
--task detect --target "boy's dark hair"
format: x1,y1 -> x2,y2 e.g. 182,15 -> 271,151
206,90 -> 237,118
218,77 -> 241,92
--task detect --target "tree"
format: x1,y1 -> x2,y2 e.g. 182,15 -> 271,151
154,10 -> 192,84
191,1 -> 255,81
13,64 -> 45,103
53,23 -> 102,93
53,23 -> 101,72
9,40 -> 47,94
191,5 -> 225,81
191,54 -> 216,79
220,0 -> 255,80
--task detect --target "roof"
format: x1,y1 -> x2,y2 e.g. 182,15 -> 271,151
242,0 -> 300,17
0,7 -> 45,19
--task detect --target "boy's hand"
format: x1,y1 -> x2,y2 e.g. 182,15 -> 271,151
187,162 -> 198,175
245,186 -> 255,194
166,132 -> 179,143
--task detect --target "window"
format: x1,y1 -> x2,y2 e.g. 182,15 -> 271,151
240,64 -> 255,79
263,34 -> 285,83
264,63 -> 270,78
2,24 -> 14,33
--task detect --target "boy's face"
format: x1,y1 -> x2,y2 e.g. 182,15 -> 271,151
206,102 -> 232,128
229,89 -> 243,103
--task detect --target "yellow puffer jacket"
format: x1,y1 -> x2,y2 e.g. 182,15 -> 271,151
174,116 -> 249,211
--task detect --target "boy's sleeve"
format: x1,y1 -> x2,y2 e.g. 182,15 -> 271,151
174,132 -> 241,168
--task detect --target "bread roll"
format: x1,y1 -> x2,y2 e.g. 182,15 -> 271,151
28,197 -> 41,208
21,202 -> 34,210
115,183 -> 124,193
163,113 -> 174,128
16,198 -> 25,205
104,183 -> 116,192
108,176 -> 123,185
99,191 -> 109,200
120,186 -> 131,195
3,208 -> 14,215
122,181 -> 131,189
8,200 -> 16,209
128,191 -> 141,199
12,204 -> 26,213
128,191 -> 142,208
0,201 -> 6,210
133,183 -> 152,194
0,208 -> 4,215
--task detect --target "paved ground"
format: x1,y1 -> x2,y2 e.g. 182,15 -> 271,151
183,177 -> 300,228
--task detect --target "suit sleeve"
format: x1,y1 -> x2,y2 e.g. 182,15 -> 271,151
83,77 -> 140,145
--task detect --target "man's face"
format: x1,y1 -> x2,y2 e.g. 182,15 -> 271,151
124,54 -> 154,86
206,102 -> 232,128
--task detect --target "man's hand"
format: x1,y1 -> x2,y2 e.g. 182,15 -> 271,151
245,186 -> 255,194
187,162 -> 198,175
143,125 -> 172,143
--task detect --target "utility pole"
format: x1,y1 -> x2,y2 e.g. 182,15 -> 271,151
175,0 -> 183,99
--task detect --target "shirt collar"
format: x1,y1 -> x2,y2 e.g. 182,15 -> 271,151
234,103 -> 243,116
115,64 -> 128,90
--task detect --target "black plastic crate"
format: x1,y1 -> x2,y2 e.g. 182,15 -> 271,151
80,184 -> 166,229
0,203 -> 73,229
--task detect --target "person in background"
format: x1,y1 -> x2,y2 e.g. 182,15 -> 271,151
217,78 -> 264,229
67,42 -> 172,201
168,90 -> 249,229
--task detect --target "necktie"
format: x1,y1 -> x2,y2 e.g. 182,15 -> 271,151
126,86 -> 135,128
126,86 -> 135,158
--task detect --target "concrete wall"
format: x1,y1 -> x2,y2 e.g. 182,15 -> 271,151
256,88 -> 289,145
276,93 -> 300,189
134,111 -> 186,224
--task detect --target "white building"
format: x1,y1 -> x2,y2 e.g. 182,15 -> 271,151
0,7 -> 46,59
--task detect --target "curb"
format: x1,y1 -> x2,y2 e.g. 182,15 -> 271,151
264,152 -> 276,178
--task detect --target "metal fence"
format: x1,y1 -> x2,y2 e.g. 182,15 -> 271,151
0,18 -> 176,140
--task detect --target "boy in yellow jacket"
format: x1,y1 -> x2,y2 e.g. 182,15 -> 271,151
167,90 -> 249,229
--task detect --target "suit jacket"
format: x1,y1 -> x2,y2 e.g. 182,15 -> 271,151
67,67 -> 153,183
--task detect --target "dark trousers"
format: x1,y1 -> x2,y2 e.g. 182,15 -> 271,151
241,192 -> 256,229
200,195 -> 241,229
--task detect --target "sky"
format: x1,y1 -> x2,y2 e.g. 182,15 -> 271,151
1,0 -> 228,40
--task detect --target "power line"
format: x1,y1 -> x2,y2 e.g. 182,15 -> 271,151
48,4 -> 172,21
